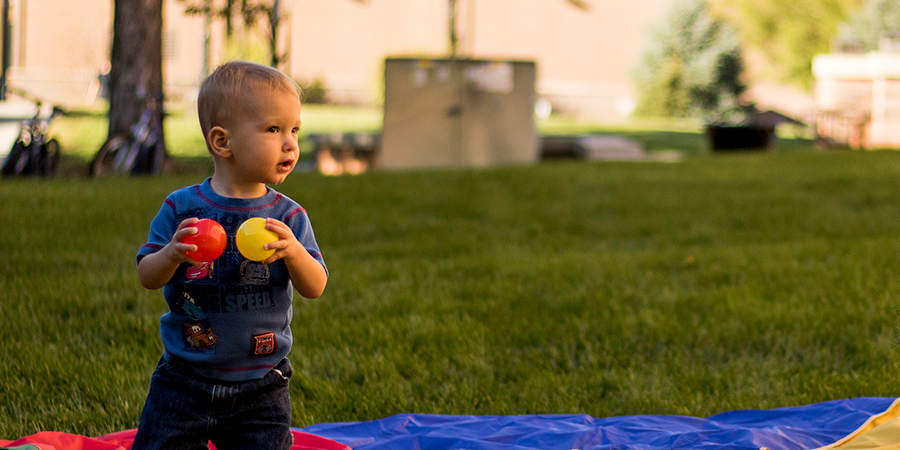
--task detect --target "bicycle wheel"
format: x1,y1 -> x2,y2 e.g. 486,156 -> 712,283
2,140 -> 29,177
90,132 -> 131,177
39,138 -> 60,177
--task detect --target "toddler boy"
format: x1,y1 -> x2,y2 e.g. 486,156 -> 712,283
132,60 -> 328,450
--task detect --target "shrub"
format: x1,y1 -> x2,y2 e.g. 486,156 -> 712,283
632,0 -> 752,124
299,78 -> 329,104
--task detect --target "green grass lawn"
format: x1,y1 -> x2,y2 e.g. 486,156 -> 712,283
1,110 -> 897,438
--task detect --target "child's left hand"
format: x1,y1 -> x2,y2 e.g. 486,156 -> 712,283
259,218 -> 304,265
259,217 -> 328,298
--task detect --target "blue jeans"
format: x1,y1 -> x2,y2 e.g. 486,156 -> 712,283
131,356 -> 293,450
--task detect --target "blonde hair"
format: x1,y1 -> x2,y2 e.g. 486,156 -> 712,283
198,60 -> 302,144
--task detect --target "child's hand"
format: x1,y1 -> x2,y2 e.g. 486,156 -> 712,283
259,217 -> 327,298
259,218 -> 304,265
165,218 -> 203,266
138,218 -> 204,290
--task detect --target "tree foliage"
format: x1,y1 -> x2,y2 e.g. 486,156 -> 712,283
178,0 -> 283,66
632,0 -> 750,124
837,0 -> 900,52
178,0 -> 368,67
708,0 -> 864,89
178,0 -> 272,37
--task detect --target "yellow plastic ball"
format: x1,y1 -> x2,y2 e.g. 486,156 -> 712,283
236,217 -> 278,261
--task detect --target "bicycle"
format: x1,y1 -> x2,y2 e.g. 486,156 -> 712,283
90,91 -> 166,177
1,100 -> 63,178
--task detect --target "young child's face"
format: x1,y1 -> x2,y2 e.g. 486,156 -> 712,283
225,86 -> 302,186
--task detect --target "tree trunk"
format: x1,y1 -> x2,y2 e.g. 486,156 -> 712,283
108,0 -> 166,157
268,0 -> 280,67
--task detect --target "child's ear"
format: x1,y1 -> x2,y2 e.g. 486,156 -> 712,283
207,126 -> 231,158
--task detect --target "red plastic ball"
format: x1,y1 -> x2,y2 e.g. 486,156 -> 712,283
182,218 -> 227,262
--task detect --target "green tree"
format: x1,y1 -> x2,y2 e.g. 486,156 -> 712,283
179,0 -> 285,67
179,0 -> 369,68
709,0 -> 864,89
633,0 -> 750,124
837,0 -> 900,51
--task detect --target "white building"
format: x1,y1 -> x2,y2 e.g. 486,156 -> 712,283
813,40 -> 900,149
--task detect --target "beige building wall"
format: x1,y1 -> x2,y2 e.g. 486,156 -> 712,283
7,0 -> 207,105
286,0 -> 675,119
461,0 -> 673,118
3,0 -> 677,121
8,0 -> 111,103
286,0 -> 448,103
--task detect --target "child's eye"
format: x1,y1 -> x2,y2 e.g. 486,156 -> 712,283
268,126 -> 279,133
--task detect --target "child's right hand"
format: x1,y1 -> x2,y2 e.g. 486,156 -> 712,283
166,218 -> 202,266
138,217 -> 203,290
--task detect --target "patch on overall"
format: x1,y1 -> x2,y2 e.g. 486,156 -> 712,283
251,332 -> 277,356
184,323 -> 219,350
186,261 -> 214,280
